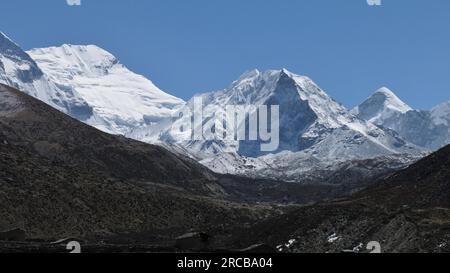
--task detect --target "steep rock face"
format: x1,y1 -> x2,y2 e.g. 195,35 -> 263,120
153,69 -> 422,179
238,71 -> 318,156
353,87 -> 450,150
163,69 -> 419,155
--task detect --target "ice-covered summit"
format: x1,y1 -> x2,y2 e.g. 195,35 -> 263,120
28,44 -> 184,135
352,87 -> 413,124
1,32 -> 185,136
354,88 -> 450,150
0,32 -> 91,117
155,69 -> 421,167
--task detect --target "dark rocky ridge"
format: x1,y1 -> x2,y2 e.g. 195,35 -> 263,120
234,144 -> 450,253
0,83 -> 281,242
0,84 -> 218,194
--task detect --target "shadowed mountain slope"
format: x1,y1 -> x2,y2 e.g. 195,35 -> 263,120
0,83 -> 278,241
236,144 -> 450,253
0,83 -> 218,195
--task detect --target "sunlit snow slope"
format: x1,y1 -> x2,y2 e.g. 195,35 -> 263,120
28,44 -> 184,135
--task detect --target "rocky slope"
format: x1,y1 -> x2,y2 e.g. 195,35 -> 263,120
158,70 -> 420,158
0,83 -> 281,241
236,144 -> 450,253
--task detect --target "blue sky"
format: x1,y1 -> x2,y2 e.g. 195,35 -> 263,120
2,0 -> 449,109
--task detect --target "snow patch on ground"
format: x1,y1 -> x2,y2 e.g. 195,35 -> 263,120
327,233 -> 340,243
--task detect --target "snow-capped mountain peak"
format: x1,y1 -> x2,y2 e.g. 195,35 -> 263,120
1,31 -> 189,142
236,69 -> 260,81
29,44 -> 119,78
159,69 -> 421,165
374,86 -> 412,113
0,32 -> 92,118
375,86 -> 396,96
220,68 -> 345,126
28,44 -> 184,135
354,87 -> 450,151
352,87 -> 413,124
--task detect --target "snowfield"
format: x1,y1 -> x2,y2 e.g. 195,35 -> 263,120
28,44 -> 184,135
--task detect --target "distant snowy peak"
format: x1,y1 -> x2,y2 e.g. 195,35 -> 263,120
28,44 -> 184,135
0,32 -> 91,117
375,87 -> 413,113
163,69 -> 421,161
430,101 -> 450,148
188,69 -> 424,176
1,32 -> 185,138
206,68 -> 347,127
352,87 -> 413,124
353,87 -> 450,150
230,69 -> 382,132
281,69 -> 351,128
210,69 -> 282,105
28,44 -> 180,102
431,100 -> 450,126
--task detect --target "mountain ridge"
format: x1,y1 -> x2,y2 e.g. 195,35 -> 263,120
27,44 -> 185,135
354,87 -> 450,150
157,69 -> 425,180
2,31 -> 448,183
235,144 -> 450,253
351,86 -> 413,123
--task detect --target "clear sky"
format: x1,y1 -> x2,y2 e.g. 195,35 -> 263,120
2,0 -> 449,109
